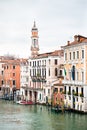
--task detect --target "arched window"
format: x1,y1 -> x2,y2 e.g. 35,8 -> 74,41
55,68 -> 57,76
72,65 -> 75,80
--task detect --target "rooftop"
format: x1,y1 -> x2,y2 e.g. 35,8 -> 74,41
63,35 -> 87,48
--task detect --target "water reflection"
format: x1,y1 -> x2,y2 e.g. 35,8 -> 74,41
0,100 -> 87,130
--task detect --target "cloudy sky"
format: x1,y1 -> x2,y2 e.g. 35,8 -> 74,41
0,0 -> 87,58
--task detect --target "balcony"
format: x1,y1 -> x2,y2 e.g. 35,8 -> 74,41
57,75 -> 64,79
21,84 -> 28,89
63,80 -> 83,86
31,76 -> 46,82
80,93 -> 84,97
26,86 -> 43,91
67,91 -> 71,95
73,92 -> 78,96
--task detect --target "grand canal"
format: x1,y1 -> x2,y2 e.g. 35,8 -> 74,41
0,100 -> 87,130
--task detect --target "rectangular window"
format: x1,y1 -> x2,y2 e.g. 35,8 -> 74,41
76,87 -> 78,95
82,72 -> 84,81
1,71 -> 3,75
64,86 -> 66,94
69,96 -> 71,100
44,89 -> 45,94
25,90 -> 27,96
2,80 -> 4,85
33,69 -> 34,76
76,97 -> 78,101
82,50 -> 84,59
81,87 -> 83,96
44,68 -> 46,77
60,88 -> 63,92
55,68 -> 57,76
33,61 -> 34,67
48,89 -> 50,94
26,77 -> 29,82
30,81 -> 31,86
49,69 -> 50,76
69,72 -> 71,80
54,88 -> 58,93
65,53 -> 67,60
49,59 -> 51,64
30,69 -> 31,76
30,62 -> 31,66
59,70 -> 62,76
77,51 -> 79,59
13,73 -> 15,76
45,60 -> 46,65
69,86 -> 71,94
70,52 -> 71,60
55,59 -> 57,65
7,65 -> 8,69
77,72 -> 79,80
26,67 -> 28,72
13,65 -> 15,69
73,52 -> 75,59
35,69 -> 36,76
37,61 -> 39,66
13,80 -> 15,85
35,61 -> 36,66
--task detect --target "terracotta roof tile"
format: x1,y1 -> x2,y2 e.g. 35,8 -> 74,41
63,35 -> 87,47
31,50 -> 64,59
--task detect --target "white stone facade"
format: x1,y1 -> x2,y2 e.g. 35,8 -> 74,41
20,60 -> 30,100
28,51 -> 64,104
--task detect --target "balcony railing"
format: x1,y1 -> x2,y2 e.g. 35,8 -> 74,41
63,80 -> 83,86
26,86 -> 43,91
57,75 -> 64,79
80,93 -> 84,97
31,76 -> 46,82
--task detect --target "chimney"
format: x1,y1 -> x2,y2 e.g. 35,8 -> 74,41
74,35 -> 78,41
67,41 -> 70,45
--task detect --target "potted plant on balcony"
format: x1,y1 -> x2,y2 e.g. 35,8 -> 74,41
74,92 -> 78,96
68,91 -> 71,95
62,91 -> 66,94
80,93 -> 83,97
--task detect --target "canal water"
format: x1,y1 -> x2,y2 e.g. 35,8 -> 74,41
0,100 -> 87,130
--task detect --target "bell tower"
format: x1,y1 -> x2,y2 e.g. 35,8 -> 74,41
31,21 -> 39,57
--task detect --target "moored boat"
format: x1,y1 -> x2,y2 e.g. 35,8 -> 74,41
16,100 -> 34,105
51,106 -> 65,113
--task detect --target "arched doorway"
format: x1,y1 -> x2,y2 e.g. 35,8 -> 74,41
12,87 -> 16,101
29,91 -> 32,101
72,89 -> 75,109
34,91 -> 37,103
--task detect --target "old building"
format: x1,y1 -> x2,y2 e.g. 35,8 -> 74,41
0,56 -> 20,100
20,59 -> 29,101
52,64 -> 64,107
22,22 -> 64,104
63,35 -> 87,112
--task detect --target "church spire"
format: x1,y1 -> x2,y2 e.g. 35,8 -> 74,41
31,21 -> 39,57
33,21 -> 36,28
